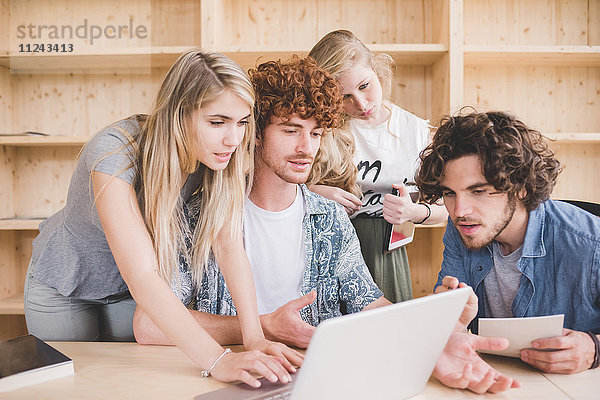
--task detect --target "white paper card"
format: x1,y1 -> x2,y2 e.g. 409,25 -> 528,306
478,314 -> 564,358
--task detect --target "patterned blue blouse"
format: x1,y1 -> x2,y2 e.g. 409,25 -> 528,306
183,184 -> 384,326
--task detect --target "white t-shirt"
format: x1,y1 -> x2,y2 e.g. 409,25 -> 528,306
352,102 -> 430,218
243,187 -> 306,314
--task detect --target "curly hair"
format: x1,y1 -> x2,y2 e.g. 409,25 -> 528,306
248,56 -> 343,137
416,110 -> 562,212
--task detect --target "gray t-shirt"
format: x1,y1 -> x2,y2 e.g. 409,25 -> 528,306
30,115 -> 202,300
483,241 -> 523,318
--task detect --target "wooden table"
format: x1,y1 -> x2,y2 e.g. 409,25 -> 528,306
1,342 -> 599,399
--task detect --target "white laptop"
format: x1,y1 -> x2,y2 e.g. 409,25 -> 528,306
195,287 -> 470,400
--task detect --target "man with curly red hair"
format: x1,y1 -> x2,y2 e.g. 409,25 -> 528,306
240,56 -> 390,339
418,110 -> 600,374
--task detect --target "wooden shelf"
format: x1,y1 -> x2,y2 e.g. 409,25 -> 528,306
0,293 -> 24,315
0,43 -> 448,73
464,45 -> 600,66
416,222 -> 447,229
369,44 -> 448,65
544,133 -> 600,143
0,135 -> 88,146
0,218 -> 44,230
0,46 -> 192,73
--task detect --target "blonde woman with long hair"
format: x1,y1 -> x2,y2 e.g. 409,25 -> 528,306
308,30 -> 448,303
24,49 -> 299,387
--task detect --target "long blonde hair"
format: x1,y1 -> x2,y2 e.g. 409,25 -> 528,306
307,30 -> 394,198
134,49 -> 255,287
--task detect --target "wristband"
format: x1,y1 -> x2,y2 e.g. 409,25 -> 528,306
201,348 -> 232,377
586,331 -> 600,369
415,203 -> 431,224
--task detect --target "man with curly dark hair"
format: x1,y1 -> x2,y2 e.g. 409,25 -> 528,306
417,110 -> 600,374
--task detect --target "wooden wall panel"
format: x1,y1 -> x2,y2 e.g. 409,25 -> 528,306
13,147 -> 79,217
15,231 -> 35,289
464,65 -> 600,133
0,316 -> 27,341
464,0 -> 591,45
551,143 -> 600,202
206,0 -> 444,49
0,68 -> 15,218
0,232 -> 17,297
207,0 -> 319,48
151,0 -> 200,46
10,69 -> 167,136
408,228 -> 445,298
0,146 -> 16,219
0,0 -> 9,50
0,231 -> 32,298
391,65 -> 433,123
9,0 -> 152,51
591,0 -> 600,45
432,53 -> 451,122
0,67 -> 12,130
316,0 -> 441,44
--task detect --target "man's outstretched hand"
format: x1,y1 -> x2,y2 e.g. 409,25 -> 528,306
260,291 -> 317,349
433,332 -> 521,394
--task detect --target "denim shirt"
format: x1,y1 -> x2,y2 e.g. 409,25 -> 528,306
194,185 -> 384,326
435,200 -> 600,334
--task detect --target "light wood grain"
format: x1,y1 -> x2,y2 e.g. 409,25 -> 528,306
463,65 -> 600,134
0,146 -> 16,220
464,45 -> 600,66
13,147 -> 80,218
543,368 -> 600,400
408,227 -> 446,298
0,292 -> 24,315
550,143 -> 600,202
0,136 -> 88,146
2,342 -> 598,399
0,315 -> 27,341
464,0 -> 595,46
1,0 -> 599,343
0,218 -> 43,230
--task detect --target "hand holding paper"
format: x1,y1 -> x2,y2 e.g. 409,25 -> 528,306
478,314 -> 564,358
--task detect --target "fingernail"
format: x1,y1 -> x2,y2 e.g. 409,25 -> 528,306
291,366 -> 297,373
254,381 -> 261,388
271,374 -> 277,381
532,342 -> 539,348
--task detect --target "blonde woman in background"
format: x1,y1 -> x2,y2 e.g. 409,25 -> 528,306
24,49 -> 300,387
308,30 -> 448,303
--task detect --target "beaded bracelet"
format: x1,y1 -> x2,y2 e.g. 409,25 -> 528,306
415,203 -> 431,224
201,348 -> 232,377
586,332 -> 600,369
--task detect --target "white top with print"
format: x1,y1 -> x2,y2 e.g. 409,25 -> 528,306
351,102 -> 430,218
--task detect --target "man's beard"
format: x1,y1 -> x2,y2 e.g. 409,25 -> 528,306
458,195 -> 517,250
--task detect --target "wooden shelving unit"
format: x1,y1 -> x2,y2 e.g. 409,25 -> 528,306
464,45 -> 600,66
1,0 -> 598,338
0,294 -> 25,315
0,218 -> 44,231
0,136 -> 88,146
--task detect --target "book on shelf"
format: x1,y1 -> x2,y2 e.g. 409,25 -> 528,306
0,131 -> 48,136
0,335 -> 74,393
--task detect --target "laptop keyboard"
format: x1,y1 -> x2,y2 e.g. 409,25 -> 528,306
256,386 -> 292,399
